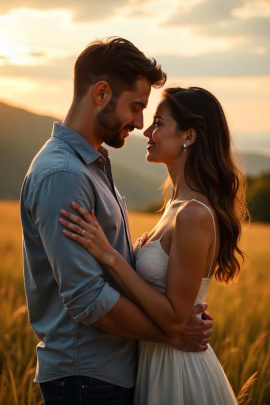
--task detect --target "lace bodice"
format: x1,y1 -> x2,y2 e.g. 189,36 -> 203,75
134,199 -> 216,302
134,234 -> 169,293
134,233 -> 211,302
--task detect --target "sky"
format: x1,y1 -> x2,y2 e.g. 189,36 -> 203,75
0,0 -> 270,153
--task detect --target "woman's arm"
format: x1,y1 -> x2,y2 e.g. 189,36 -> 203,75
59,201 -> 213,337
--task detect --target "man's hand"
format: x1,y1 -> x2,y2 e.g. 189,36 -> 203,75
171,303 -> 213,352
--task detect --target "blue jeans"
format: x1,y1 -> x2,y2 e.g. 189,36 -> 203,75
39,375 -> 134,405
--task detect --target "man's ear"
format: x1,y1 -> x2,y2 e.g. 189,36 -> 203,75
93,81 -> 112,106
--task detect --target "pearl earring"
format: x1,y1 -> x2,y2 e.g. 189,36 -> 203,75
183,143 -> 187,152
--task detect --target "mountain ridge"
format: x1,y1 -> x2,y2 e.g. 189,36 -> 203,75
1,101 -> 270,209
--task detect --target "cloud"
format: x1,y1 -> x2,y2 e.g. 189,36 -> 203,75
152,49 -> 270,77
0,0 -> 146,22
196,16 -> 270,41
0,0 -> 268,80
168,0 -> 246,25
28,51 -> 46,58
162,0 -> 270,65
0,46 -> 268,81
164,0 -> 270,39
240,16 -> 270,38
0,56 -> 74,79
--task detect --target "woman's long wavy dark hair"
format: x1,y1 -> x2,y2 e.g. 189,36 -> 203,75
162,87 -> 249,284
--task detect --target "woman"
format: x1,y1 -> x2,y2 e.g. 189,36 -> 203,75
59,87 -> 248,404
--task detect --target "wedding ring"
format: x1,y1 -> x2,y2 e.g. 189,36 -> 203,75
81,229 -> 86,236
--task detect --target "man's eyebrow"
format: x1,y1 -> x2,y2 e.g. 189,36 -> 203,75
133,101 -> 147,109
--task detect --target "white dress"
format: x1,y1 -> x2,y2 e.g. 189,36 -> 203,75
133,200 -> 238,405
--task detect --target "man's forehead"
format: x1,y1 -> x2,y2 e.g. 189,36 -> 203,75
129,78 -> 151,101
120,91 -> 149,108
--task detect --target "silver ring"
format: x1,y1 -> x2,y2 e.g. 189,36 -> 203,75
81,229 -> 86,236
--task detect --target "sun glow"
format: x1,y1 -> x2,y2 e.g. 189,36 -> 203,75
0,43 -> 25,63
0,42 -> 46,66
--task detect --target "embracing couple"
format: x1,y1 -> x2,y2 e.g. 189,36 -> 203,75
20,37 -> 248,404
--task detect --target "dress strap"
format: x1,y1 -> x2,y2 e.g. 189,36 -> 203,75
158,217 -> 176,241
191,199 -> 217,278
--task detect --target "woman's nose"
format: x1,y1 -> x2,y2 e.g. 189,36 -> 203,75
143,124 -> 153,138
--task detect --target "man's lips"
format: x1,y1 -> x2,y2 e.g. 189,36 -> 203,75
122,126 -> 134,137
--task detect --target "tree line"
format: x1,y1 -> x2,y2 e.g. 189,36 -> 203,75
247,171 -> 270,223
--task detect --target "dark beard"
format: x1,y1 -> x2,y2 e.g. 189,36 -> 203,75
103,130 -> 125,148
97,97 -> 133,148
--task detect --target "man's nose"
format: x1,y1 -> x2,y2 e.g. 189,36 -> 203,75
132,112 -> 144,130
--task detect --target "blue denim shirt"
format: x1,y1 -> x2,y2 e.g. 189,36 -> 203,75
20,123 -> 137,386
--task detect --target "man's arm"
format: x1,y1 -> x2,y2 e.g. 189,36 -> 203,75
97,297 -> 212,351
32,172 -> 212,349
30,172 -> 168,340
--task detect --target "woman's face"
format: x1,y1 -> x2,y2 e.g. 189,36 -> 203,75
144,100 -> 185,164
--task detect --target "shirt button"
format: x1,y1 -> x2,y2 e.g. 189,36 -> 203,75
98,157 -> 103,163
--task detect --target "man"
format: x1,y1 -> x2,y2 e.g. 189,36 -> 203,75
20,37 -> 212,405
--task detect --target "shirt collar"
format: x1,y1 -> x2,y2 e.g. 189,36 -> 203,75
52,122 -> 107,165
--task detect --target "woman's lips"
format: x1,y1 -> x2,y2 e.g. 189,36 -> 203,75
147,142 -> 155,150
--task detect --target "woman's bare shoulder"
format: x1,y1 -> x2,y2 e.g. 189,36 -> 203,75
170,201 -> 215,245
176,200 -> 213,223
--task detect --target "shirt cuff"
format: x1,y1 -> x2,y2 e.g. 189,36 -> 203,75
76,283 -> 120,325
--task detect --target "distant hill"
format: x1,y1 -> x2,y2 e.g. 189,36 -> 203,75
1,101 -> 270,209
0,101 -> 163,209
236,152 -> 270,177
0,102 -> 56,200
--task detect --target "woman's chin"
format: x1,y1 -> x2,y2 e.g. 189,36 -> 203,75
146,154 -> 160,163
146,153 -> 154,162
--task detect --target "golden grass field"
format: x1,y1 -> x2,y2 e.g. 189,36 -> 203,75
0,201 -> 269,405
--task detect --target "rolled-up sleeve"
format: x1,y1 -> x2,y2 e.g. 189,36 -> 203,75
28,170 -> 120,325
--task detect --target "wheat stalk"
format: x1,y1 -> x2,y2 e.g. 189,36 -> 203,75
237,371 -> 258,404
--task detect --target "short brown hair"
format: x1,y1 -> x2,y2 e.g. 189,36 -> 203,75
74,37 -> 167,100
